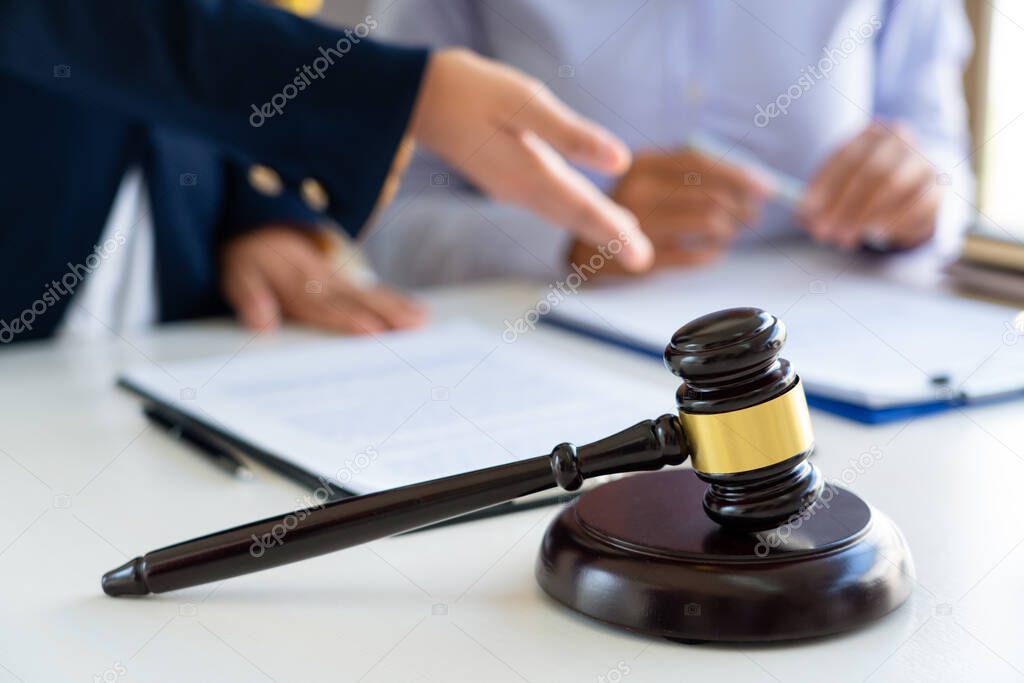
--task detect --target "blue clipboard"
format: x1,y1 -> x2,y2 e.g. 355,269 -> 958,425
540,314 -> 979,425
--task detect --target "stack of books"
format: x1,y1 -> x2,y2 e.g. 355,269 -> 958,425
946,220 -> 1024,302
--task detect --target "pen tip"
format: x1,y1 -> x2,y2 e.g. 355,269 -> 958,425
102,557 -> 150,597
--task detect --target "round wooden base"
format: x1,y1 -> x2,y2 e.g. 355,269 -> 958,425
536,469 -> 914,642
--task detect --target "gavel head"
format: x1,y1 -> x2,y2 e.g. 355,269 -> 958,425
664,307 -> 823,531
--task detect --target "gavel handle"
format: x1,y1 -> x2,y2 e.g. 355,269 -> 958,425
102,414 -> 687,596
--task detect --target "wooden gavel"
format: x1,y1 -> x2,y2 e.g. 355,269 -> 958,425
103,307 -> 822,597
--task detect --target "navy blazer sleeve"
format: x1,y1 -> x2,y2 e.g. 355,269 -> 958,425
0,0 -> 428,234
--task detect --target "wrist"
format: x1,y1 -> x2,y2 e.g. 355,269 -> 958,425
409,48 -> 461,144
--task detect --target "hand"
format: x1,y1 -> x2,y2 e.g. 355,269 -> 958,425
799,122 -> 942,250
570,149 -> 770,274
410,48 -> 653,272
221,225 -> 426,334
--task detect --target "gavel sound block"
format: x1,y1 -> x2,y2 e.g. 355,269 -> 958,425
536,308 -> 913,642
102,308 -> 912,643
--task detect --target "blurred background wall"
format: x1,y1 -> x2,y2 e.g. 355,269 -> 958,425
316,0 -> 1020,227
319,0 -> 371,28
318,0 -> 991,154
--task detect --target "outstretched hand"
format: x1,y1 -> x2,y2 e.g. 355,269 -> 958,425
410,48 -> 653,272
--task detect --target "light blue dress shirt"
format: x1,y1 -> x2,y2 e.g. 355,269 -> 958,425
365,0 -> 974,286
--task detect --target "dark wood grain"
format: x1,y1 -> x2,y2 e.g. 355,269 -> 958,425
537,469 -> 914,642
103,415 -> 686,596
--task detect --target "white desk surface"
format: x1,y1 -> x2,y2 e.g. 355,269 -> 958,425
1,280 -> 1023,683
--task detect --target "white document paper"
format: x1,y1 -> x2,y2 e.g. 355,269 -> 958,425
547,245 -> 1024,409
121,321 -> 670,493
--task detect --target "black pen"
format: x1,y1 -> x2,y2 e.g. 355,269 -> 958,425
143,404 -> 254,480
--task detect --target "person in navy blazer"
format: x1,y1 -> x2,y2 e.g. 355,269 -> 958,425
0,69 -> 344,342
0,0 -> 651,344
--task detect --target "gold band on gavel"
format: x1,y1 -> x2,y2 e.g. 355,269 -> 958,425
680,380 -> 814,475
